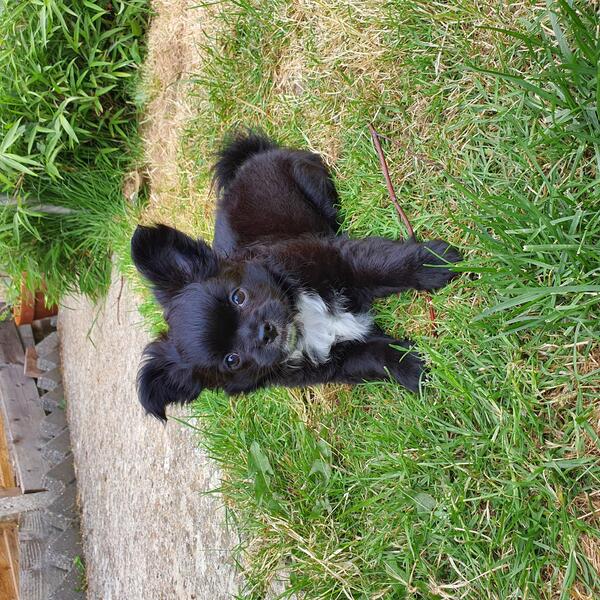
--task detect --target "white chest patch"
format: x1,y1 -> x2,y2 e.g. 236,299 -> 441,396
290,292 -> 372,364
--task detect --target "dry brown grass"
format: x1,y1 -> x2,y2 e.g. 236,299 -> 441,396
140,0 -> 217,237
251,0 -> 545,244
581,533 -> 600,576
545,538 -> 600,600
543,537 -> 600,599
541,345 -> 600,598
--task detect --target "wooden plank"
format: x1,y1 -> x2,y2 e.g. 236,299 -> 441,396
19,511 -> 49,600
0,411 -> 16,490
0,489 -> 20,499
0,366 -> 47,493
2,524 -> 18,600
0,320 -> 24,366
0,491 -> 54,522
23,348 -> 42,379
20,539 -> 43,600
0,523 -> 18,600
17,325 -> 34,351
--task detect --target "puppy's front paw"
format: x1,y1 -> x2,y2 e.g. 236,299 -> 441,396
386,341 -> 426,392
416,239 -> 462,291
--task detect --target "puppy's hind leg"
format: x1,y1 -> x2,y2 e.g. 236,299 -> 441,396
291,152 -> 340,232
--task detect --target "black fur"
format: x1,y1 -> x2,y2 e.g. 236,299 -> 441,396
131,133 -> 462,420
213,131 -> 278,194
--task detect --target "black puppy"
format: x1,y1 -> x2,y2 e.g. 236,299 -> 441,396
131,133 -> 461,420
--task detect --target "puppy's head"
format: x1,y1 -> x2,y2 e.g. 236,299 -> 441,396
131,224 -> 295,420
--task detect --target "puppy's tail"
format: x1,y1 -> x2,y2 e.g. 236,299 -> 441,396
213,131 -> 278,193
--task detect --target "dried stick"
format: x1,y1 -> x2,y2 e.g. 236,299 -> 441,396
116,275 -> 125,325
368,124 -> 414,239
369,124 -> 438,336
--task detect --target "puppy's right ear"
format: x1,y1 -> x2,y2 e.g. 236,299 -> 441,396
131,224 -> 218,306
137,337 -> 203,421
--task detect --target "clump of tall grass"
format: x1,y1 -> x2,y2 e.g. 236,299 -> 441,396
464,0 -> 600,340
0,0 -> 147,182
0,167 -> 133,304
0,0 -> 148,301
478,0 -> 599,166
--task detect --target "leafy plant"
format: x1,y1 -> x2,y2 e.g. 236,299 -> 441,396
0,0 -> 148,183
73,555 -> 87,593
0,166 -> 134,304
0,0 -> 149,302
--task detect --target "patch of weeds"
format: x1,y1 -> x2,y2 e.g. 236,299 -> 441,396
1,166 -> 134,304
0,0 -> 149,181
73,555 -> 87,593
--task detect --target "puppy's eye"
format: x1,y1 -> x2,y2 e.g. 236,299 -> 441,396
230,288 -> 247,306
224,353 -> 241,369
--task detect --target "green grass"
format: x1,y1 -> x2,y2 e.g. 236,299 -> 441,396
73,555 -> 87,593
131,0 -> 599,597
0,0 -> 149,303
0,166 -> 135,303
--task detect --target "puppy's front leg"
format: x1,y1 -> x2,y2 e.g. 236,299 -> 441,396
339,237 -> 461,297
270,337 -> 425,392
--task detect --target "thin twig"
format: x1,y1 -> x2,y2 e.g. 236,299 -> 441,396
369,124 -> 438,336
368,124 -> 414,239
116,275 -> 125,325
426,294 -> 437,336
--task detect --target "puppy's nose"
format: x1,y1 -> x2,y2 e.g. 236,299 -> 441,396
258,321 -> 278,345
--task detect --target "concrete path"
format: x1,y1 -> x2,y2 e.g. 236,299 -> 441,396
58,271 -> 240,600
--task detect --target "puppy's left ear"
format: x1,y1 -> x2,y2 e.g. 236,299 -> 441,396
137,337 -> 204,421
131,224 -> 218,307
